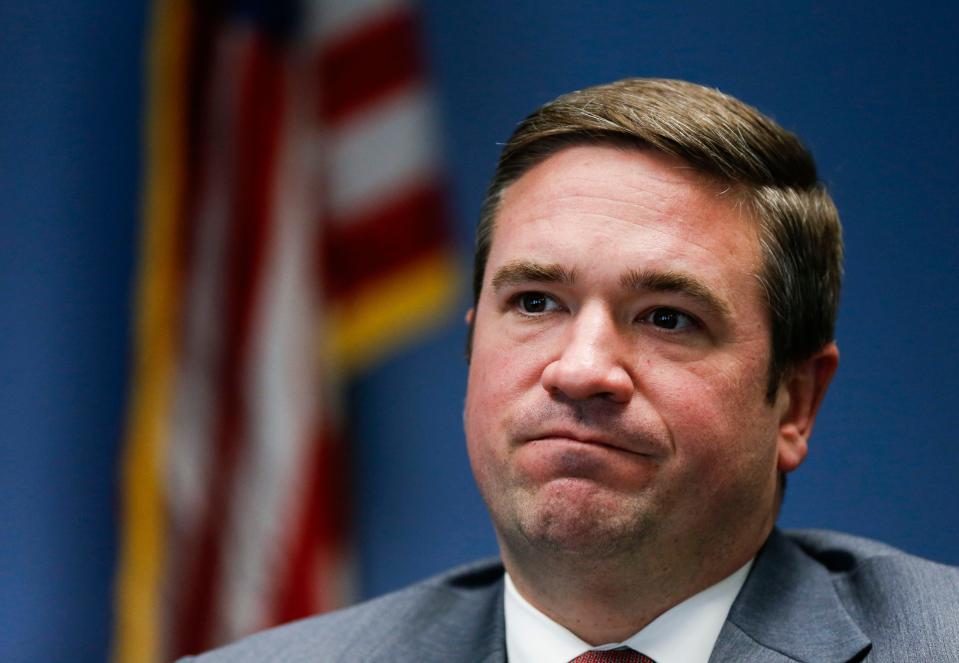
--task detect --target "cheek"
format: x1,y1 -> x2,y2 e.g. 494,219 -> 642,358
468,323 -> 544,408
464,362 -> 518,506
464,347 -> 519,456
641,357 -> 776,463
465,328 -> 549,481
466,351 -> 514,421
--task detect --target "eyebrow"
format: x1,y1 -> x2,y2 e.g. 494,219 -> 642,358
620,268 -> 731,317
491,261 -> 576,291
490,261 -> 731,317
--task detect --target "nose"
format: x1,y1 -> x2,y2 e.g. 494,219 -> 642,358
540,305 -> 634,403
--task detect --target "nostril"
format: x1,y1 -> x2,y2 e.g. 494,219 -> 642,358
541,355 -> 633,403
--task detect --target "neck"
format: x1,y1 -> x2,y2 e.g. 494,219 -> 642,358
499,524 -> 769,645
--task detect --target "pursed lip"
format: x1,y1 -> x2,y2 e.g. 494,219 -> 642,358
524,427 -> 659,457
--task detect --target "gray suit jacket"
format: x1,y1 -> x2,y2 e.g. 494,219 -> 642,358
185,529 -> 959,662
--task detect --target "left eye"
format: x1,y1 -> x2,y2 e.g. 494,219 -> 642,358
515,291 -> 559,314
643,307 -> 696,331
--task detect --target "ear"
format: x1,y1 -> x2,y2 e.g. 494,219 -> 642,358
464,308 -> 476,363
775,343 -> 839,474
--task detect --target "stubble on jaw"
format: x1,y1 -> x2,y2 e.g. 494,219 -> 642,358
508,480 -> 658,558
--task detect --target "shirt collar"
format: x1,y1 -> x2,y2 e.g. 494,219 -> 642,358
504,560 -> 752,663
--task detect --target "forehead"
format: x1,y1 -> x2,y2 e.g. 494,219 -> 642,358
489,145 -> 762,285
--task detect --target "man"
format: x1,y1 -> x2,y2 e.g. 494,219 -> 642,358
187,79 -> 959,662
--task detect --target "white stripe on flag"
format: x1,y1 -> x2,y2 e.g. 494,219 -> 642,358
303,0 -> 406,43
327,84 -> 441,223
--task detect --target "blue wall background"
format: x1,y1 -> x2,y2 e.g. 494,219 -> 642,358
2,2 -> 957,661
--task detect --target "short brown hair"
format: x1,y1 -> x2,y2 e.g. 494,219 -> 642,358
469,78 -> 843,398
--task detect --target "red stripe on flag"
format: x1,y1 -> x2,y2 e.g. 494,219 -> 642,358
171,33 -> 287,659
178,6 -> 218,289
271,424 -> 352,624
321,182 -> 449,299
318,7 -> 425,125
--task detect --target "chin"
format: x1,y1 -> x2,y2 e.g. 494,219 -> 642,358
509,479 -> 654,557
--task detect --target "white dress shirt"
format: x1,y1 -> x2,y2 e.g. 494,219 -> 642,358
504,560 -> 752,663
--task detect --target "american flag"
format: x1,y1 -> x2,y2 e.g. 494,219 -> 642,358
113,0 -> 457,660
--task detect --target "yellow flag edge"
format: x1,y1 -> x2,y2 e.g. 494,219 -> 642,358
112,1 -> 189,661
326,252 -> 463,375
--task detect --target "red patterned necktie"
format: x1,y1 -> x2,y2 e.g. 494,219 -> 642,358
568,648 -> 656,663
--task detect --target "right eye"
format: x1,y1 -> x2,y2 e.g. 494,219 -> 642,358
513,291 -> 560,315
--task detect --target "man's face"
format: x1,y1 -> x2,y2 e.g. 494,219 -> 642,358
464,145 -> 802,568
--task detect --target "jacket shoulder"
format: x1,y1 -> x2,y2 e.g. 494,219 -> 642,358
786,528 -> 959,584
181,558 -> 505,662
786,529 -> 959,658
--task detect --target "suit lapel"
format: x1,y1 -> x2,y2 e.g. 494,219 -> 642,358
390,565 -> 507,663
472,579 -> 507,663
710,529 -> 870,663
